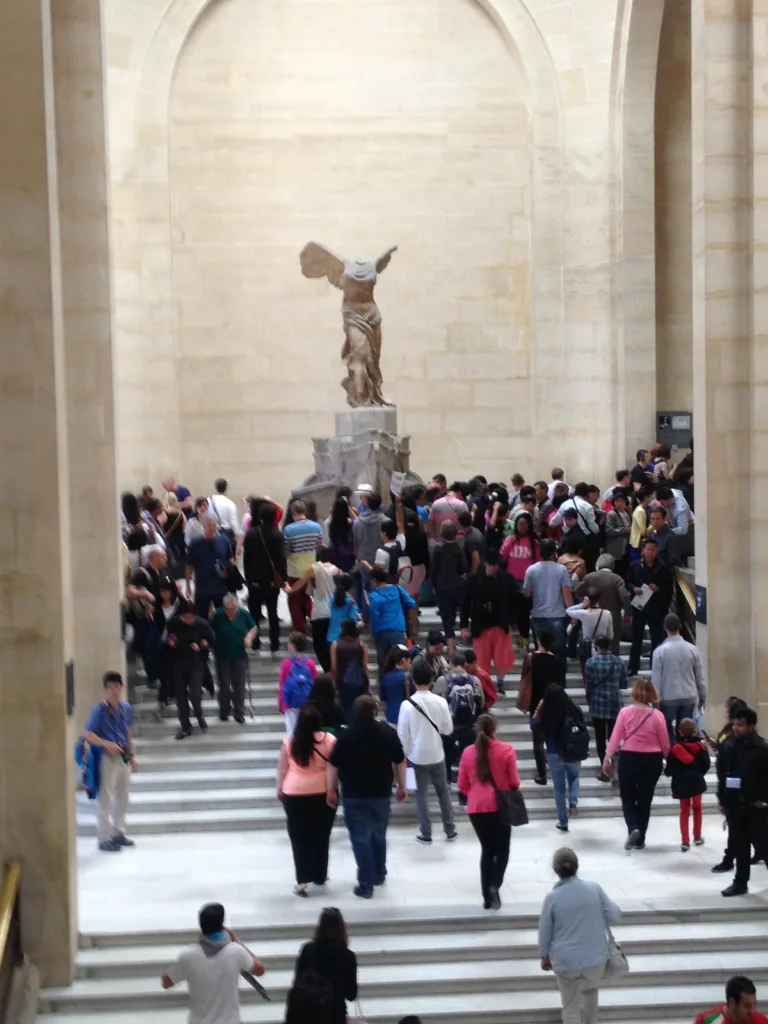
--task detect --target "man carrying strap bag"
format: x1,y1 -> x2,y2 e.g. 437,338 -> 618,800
396,661 -> 457,844
539,848 -> 623,1024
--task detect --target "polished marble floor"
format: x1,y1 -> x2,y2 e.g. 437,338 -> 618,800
77,804 -> 765,934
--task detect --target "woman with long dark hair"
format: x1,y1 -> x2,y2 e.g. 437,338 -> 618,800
330,618 -> 369,724
379,643 -> 412,725
276,705 -> 338,897
519,629 -> 565,785
307,674 -> 346,735
457,714 -> 520,910
327,497 -> 356,572
500,511 -> 539,647
290,908 -> 357,1024
242,502 -> 287,658
286,547 -> 340,672
531,684 -> 586,832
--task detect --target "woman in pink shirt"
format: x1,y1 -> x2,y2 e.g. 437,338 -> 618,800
458,714 -> 520,910
277,704 -> 337,897
499,512 -> 539,648
603,676 -> 670,851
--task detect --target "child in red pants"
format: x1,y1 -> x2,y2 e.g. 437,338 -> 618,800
665,718 -> 711,852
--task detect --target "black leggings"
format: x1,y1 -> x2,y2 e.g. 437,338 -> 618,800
516,593 -> 532,640
247,582 -> 281,653
531,725 -> 547,780
282,793 -> 337,885
311,618 -> 331,673
469,811 -> 511,902
618,751 -> 662,841
592,717 -> 616,765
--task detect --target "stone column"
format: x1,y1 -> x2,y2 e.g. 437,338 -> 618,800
690,0 -> 753,712
750,0 -> 768,724
51,0 -> 124,709
0,0 -> 77,986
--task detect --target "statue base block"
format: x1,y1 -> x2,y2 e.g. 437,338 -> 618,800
292,406 -> 421,517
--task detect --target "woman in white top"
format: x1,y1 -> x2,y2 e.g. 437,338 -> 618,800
566,590 -> 613,675
286,546 -> 340,672
184,496 -> 210,546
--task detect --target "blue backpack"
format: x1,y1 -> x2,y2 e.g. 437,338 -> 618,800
283,656 -> 314,710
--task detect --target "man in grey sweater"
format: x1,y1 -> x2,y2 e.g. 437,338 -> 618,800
352,493 -> 388,624
651,612 -> 706,741
539,847 -> 621,1024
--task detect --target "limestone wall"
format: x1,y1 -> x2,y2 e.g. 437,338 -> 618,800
105,0 -> 652,498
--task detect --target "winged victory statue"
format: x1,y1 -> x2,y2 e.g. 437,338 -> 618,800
299,241 -> 398,408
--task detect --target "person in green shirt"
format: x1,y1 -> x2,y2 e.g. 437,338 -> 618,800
211,595 -> 258,723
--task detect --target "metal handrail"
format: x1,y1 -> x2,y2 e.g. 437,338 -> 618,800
0,861 -> 21,966
675,568 -> 696,615
0,859 -> 22,1019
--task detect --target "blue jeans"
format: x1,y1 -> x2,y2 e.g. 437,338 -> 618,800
374,629 -> 406,669
531,616 -> 568,671
342,795 -> 391,893
353,568 -> 372,623
548,750 -> 581,826
660,700 -> 696,743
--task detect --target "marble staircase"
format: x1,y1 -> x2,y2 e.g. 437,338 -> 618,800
75,613 -> 714,836
38,899 -> 768,1023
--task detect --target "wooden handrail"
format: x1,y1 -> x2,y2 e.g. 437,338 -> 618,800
0,860 -> 21,966
675,568 -> 696,616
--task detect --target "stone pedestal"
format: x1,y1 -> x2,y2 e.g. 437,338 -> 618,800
294,407 -> 420,517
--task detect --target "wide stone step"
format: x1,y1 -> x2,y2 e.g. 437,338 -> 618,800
73,917 -> 768,978
75,794 -> 722,835
39,949 -> 768,1012
31,991 -> 715,1024
126,754 -> 626,788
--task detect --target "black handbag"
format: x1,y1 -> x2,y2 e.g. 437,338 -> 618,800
489,768 -> 528,827
578,609 -> 605,662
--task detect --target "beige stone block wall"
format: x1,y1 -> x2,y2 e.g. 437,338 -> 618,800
655,0 -> 693,413
105,0 -> 658,497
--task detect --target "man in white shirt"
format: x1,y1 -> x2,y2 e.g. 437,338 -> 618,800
209,479 -> 240,536
547,468 -> 574,501
397,662 -> 457,844
161,902 -> 265,1024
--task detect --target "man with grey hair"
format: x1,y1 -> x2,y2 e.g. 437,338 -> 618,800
539,847 -> 621,1024
577,553 -> 629,656
186,514 -> 236,618
210,595 -> 257,723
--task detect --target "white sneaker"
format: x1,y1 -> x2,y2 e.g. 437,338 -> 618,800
258,649 -> 271,659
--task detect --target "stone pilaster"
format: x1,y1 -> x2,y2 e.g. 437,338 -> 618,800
0,0 -> 77,986
51,0 -> 125,710
691,0 -> 753,712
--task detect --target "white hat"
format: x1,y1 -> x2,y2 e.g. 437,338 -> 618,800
356,483 -> 373,495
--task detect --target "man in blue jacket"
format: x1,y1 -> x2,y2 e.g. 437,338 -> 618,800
82,672 -> 137,852
368,566 -> 416,667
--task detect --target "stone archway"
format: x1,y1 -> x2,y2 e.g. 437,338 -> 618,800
120,0 -> 564,489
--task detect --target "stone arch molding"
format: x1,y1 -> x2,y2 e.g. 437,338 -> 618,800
133,0 -> 564,469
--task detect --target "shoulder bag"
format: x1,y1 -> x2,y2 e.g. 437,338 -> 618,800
603,924 -> 629,979
407,696 -> 439,733
578,609 -> 605,662
489,764 -> 529,827
516,653 -> 533,712
258,526 -> 284,588
610,707 -> 654,784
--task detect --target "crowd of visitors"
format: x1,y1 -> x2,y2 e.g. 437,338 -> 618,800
95,452 -> 768,1021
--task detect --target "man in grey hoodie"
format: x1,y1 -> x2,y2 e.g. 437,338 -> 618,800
352,492 -> 388,623
162,902 -> 265,1023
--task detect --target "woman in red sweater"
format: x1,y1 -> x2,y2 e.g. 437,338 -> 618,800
458,714 -> 520,910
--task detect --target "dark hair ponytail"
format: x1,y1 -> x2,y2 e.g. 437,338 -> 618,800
474,714 -> 496,783
333,573 -> 353,607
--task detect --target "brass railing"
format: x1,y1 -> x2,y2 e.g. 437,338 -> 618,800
0,860 -> 22,1021
675,568 -> 696,644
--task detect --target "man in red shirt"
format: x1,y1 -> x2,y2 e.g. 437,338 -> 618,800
695,975 -> 768,1023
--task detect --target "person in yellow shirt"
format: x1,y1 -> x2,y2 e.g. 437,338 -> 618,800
629,486 -> 654,563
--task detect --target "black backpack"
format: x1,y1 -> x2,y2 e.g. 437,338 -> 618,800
560,711 -> 590,763
285,970 -> 335,1024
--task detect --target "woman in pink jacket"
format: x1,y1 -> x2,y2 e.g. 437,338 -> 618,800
603,676 -> 670,851
458,714 -> 520,910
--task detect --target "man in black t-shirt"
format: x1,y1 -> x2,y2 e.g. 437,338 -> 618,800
327,695 -> 407,899
630,449 -> 655,490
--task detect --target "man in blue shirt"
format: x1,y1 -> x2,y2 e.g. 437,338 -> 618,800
83,672 -> 136,852
186,514 -> 234,617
